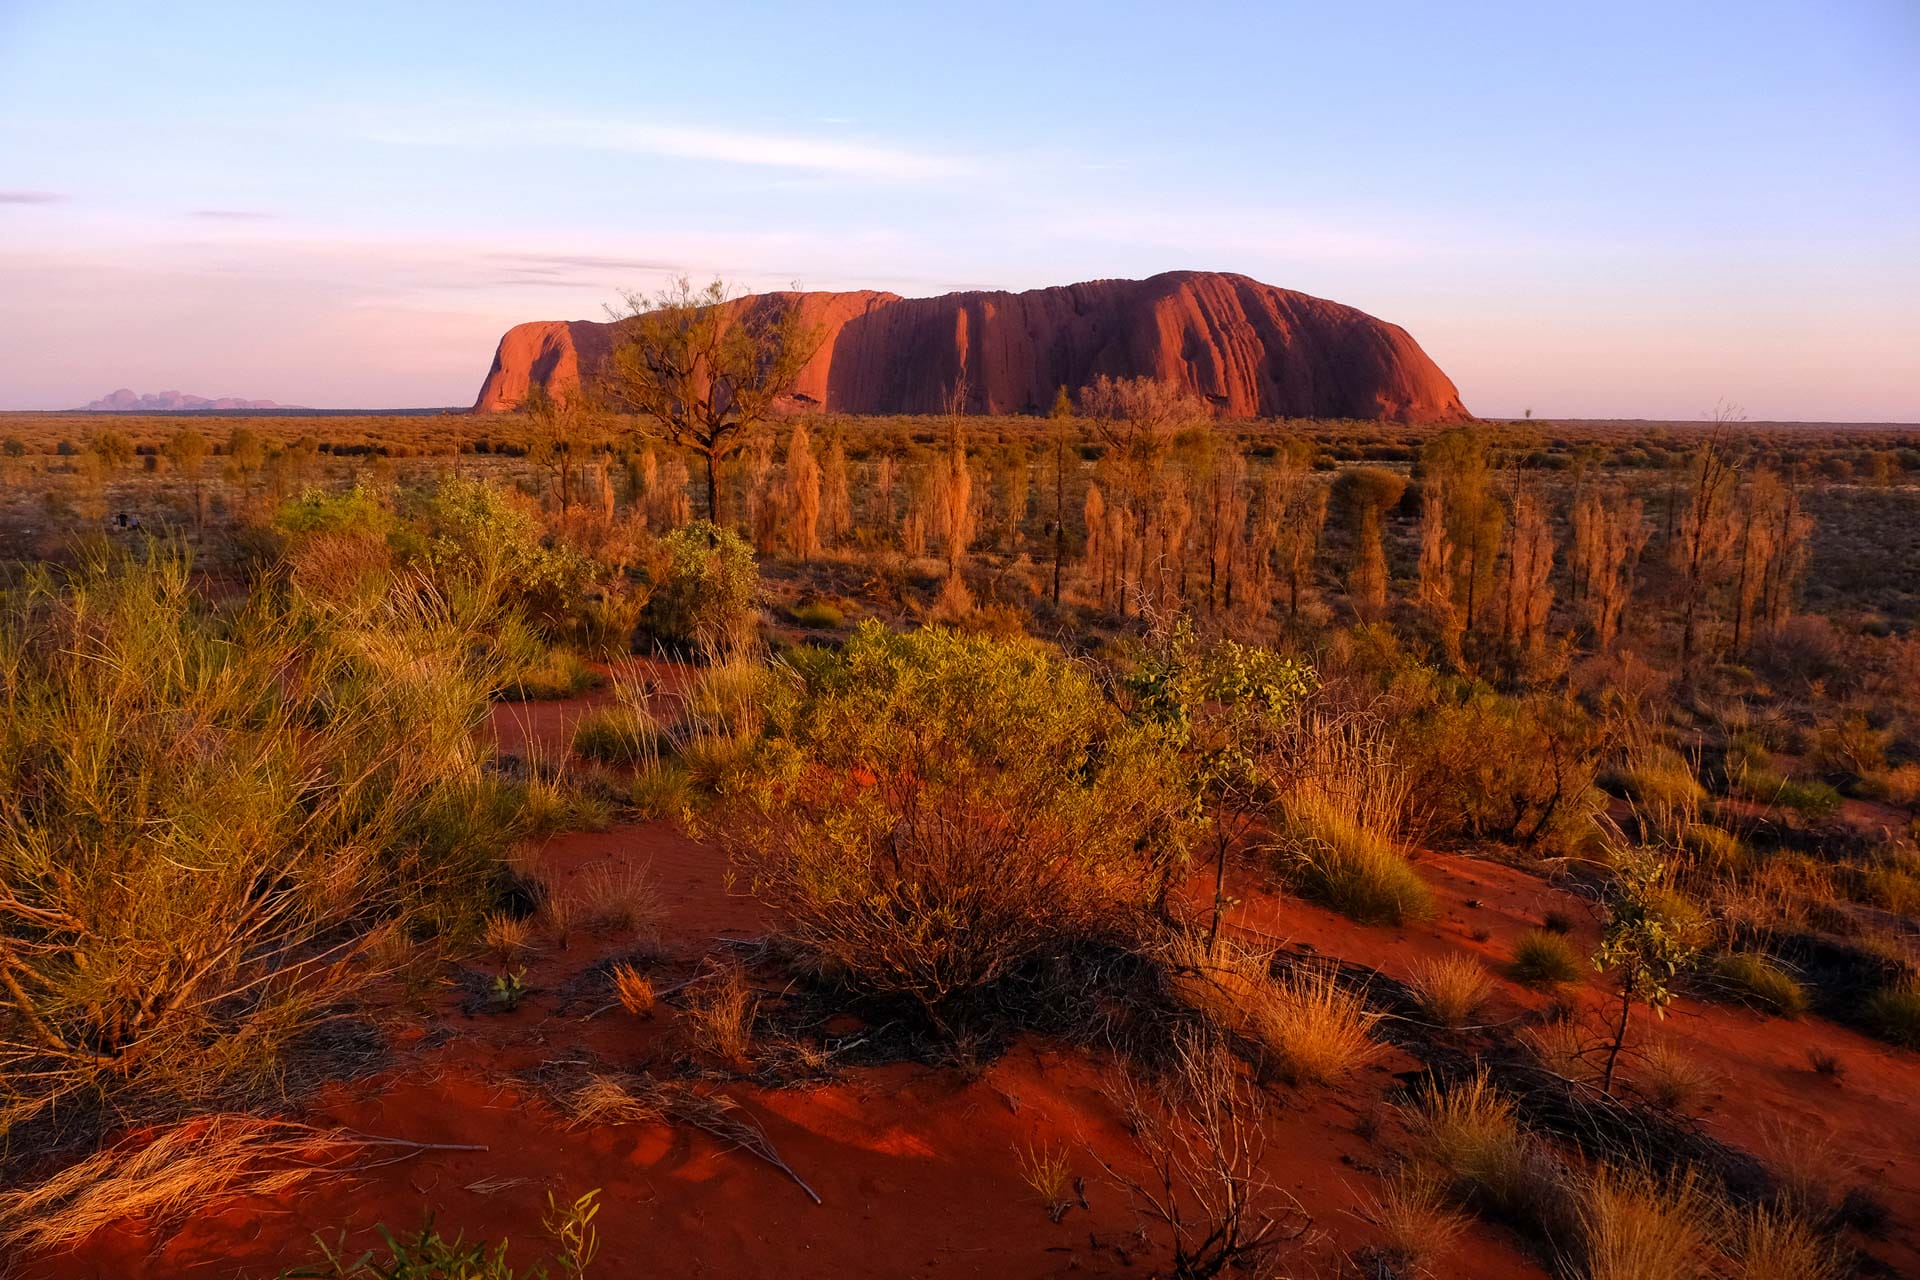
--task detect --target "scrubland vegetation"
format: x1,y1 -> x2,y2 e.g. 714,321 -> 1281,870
2,370 -> 1918,1277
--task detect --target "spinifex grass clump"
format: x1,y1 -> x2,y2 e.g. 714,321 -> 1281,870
723,622 -> 1198,1027
0,548 -> 518,1130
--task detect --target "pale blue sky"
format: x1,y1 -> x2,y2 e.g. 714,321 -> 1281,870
2,0 -> 1915,417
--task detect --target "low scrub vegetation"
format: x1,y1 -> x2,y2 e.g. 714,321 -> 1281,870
722,622 -> 1197,1027
0,549 -> 526,1130
1510,929 -> 1585,988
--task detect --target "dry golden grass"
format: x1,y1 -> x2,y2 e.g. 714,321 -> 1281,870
683,963 -> 759,1070
483,911 -> 533,965
1164,940 -> 1382,1086
561,1072 -> 819,1203
1736,1204 -> 1842,1280
1015,1140 -> 1074,1220
1520,1019 -> 1600,1084
610,962 -> 656,1017
1257,966 -> 1385,1085
1758,1122 -> 1849,1223
538,892 -> 578,947
1405,953 -> 1494,1028
1361,1166 -> 1469,1275
1575,1164 -> 1716,1280
1636,1040 -> 1715,1112
0,1117 -> 365,1251
1397,1072 -> 1563,1228
566,1072 -> 669,1126
574,863 -> 664,942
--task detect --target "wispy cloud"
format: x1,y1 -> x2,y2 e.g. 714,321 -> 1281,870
338,106 -> 976,182
0,190 -> 64,204
490,252 -> 682,274
190,209 -> 277,220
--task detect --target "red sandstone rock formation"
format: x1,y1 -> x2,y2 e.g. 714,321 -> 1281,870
472,270 -> 1469,422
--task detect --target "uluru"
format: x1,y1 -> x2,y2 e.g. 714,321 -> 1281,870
472,270 -> 1470,422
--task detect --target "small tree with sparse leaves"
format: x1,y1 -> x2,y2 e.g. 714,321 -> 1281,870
1593,849 -> 1698,1095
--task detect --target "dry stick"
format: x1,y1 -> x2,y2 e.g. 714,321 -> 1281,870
675,1092 -> 823,1206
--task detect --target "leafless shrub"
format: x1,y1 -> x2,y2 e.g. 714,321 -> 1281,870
1100,1037 -> 1311,1278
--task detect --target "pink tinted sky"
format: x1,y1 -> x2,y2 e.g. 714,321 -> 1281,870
2,1 -> 1916,420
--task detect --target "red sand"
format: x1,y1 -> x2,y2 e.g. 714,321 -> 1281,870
23,694 -> 1919,1276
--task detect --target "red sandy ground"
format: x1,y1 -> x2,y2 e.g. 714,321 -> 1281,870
24,697 -> 1920,1279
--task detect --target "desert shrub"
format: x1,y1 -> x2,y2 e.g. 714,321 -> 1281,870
1752,614 -> 1843,682
1280,795 -> 1433,925
1864,982 -> 1920,1048
722,622 -> 1196,1025
272,480 -> 391,539
1406,954 -> 1495,1029
788,600 -> 844,629
1711,952 -> 1809,1015
1104,1037 -> 1309,1280
0,550 -> 517,1128
641,520 -> 759,655
1399,685 -> 1599,852
398,475 -> 589,625
1511,929 -> 1584,988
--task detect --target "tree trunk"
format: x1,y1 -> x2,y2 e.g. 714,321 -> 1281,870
704,450 -> 722,525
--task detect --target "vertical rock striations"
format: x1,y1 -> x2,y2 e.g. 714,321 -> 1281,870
472,270 -> 1468,422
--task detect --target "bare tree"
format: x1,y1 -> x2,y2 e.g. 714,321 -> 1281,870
1570,487 -> 1647,649
603,277 -> 824,525
782,423 -> 822,560
518,382 -> 590,512
1675,410 -> 1743,674
1081,376 -> 1206,615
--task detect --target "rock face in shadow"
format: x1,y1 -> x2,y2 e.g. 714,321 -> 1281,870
472,270 -> 1469,422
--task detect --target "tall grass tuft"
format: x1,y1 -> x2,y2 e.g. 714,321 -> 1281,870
1574,1164 -> 1715,1280
1275,713 -> 1432,926
0,547 -> 520,1129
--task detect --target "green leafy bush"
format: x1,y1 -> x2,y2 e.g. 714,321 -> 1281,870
723,622 -> 1197,1023
642,520 -> 759,655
